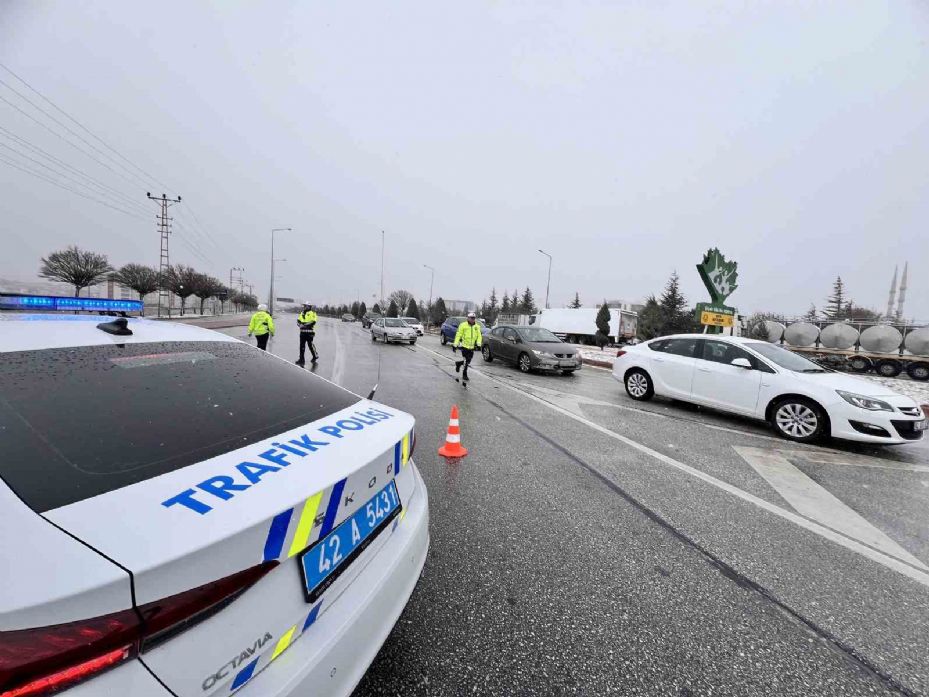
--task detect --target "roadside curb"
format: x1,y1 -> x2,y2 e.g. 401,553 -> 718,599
581,357 -> 613,370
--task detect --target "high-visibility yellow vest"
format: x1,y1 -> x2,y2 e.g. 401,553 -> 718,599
248,310 -> 274,336
298,310 -> 318,331
454,321 -> 482,349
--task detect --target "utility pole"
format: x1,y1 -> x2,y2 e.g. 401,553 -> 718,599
147,193 -> 181,318
380,230 -> 385,310
270,228 -> 292,315
423,264 -> 435,325
538,249 -> 552,310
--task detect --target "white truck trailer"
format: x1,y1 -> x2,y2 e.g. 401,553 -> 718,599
528,308 -> 638,345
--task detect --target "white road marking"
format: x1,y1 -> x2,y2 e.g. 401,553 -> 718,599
734,447 -> 927,570
332,320 -> 346,386
415,342 -> 929,587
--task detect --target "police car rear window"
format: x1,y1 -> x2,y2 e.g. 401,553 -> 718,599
0,341 -> 359,512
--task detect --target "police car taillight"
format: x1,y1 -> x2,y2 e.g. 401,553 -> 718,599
616,350 -> 627,358
0,562 -> 276,696
0,610 -> 139,697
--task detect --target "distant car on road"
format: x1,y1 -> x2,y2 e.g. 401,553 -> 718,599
361,312 -> 382,328
371,317 -> 418,344
613,334 -> 926,445
402,317 -> 424,336
440,316 -> 486,345
341,313 -> 356,322
0,294 -> 429,697
482,324 -> 581,375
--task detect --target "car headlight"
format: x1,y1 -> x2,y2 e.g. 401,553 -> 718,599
836,390 -> 893,412
532,350 -> 555,358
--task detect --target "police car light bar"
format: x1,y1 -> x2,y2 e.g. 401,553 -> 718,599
0,293 -> 143,313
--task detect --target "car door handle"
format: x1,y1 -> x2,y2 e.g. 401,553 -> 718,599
697,367 -> 711,372
654,357 -> 665,362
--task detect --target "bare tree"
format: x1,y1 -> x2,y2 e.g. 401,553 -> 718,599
111,264 -> 160,314
39,246 -> 112,296
388,289 -> 413,312
191,273 -> 224,315
161,264 -> 199,315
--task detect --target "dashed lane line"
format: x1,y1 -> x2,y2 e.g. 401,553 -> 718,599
414,343 -> 929,588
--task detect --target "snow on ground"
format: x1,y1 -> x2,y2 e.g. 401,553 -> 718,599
572,345 -> 929,406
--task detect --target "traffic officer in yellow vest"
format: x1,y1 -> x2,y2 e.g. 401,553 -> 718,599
247,304 -> 275,351
296,301 -> 319,365
453,311 -> 482,384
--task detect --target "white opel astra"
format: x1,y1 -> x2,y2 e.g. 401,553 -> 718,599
0,302 -> 429,697
613,334 -> 926,444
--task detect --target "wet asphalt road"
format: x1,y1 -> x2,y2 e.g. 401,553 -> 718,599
222,318 -> 929,696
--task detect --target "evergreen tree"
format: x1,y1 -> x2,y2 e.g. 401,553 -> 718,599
519,287 -> 537,314
387,300 -> 399,317
658,271 -> 691,333
595,302 -> 611,348
637,295 -> 663,340
350,301 -> 360,317
431,297 -> 447,324
405,298 -> 420,319
802,304 -> 817,322
823,276 -> 847,320
501,293 -> 510,314
569,292 -> 582,309
510,290 -> 519,313
372,303 -> 382,314
488,288 -> 499,324
359,301 -> 367,317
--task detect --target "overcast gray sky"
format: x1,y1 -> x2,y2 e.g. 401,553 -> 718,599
1,1 -> 927,319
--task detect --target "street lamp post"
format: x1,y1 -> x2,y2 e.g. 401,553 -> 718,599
423,264 -> 435,326
538,249 -> 552,309
270,228 -> 292,315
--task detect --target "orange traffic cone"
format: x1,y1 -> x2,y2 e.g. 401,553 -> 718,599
438,405 -> 468,458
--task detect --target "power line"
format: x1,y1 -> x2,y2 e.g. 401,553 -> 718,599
0,153 -> 148,219
0,137 -> 151,216
0,125 -> 151,214
0,75 -> 153,190
0,93 -> 153,193
0,61 -> 172,192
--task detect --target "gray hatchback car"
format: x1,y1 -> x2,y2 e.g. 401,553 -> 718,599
482,325 -> 581,374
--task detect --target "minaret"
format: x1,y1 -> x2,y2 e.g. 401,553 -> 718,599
896,262 -> 908,321
885,265 -> 898,320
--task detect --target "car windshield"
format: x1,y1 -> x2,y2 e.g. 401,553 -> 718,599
385,319 -> 406,327
0,341 -> 357,512
745,342 -> 827,372
402,317 -> 419,324
518,327 -> 561,343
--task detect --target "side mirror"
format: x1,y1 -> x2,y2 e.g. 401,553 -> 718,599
731,357 -> 752,369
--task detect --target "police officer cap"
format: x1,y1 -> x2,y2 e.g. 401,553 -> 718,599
467,311 -> 476,318
257,303 -> 268,311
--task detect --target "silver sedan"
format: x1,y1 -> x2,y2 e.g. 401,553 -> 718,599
371,317 -> 418,344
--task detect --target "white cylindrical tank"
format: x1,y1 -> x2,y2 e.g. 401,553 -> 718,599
820,323 -> 859,350
859,325 -> 903,353
784,322 -> 820,347
763,321 -> 785,343
903,327 -> 929,357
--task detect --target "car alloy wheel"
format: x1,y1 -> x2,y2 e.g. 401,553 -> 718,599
482,345 -> 493,362
773,401 -> 821,441
518,353 -> 531,372
441,335 -> 448,345
625,371 -> 652,400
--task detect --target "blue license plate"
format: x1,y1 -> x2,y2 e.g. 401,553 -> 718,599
299,481 -> 401,603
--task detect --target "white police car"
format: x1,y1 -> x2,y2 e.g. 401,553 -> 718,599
0,294 -> 429,696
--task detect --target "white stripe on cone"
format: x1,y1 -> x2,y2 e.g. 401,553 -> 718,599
449,419 -> 459,426
446,434 -> 460,443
